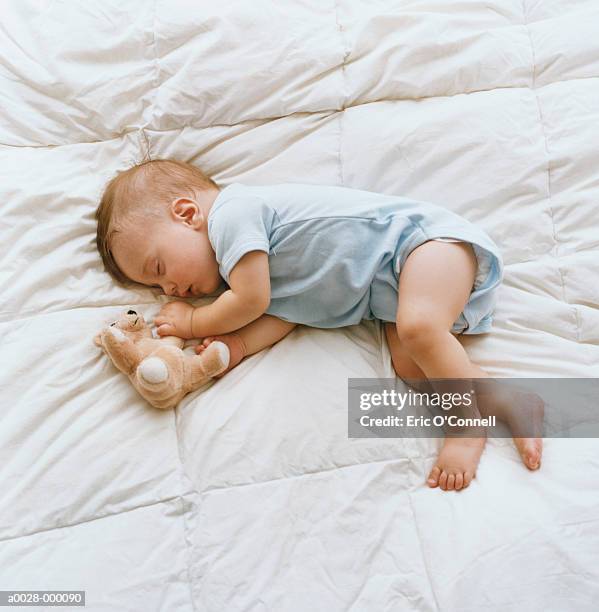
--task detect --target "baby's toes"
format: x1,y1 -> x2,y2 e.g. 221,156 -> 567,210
454,472 -> 464,490
427,466 -> 441,488
439,471 -> 448,491
446,473 -> 456,491
463,471 -> 474,488
526,443 -> 542,470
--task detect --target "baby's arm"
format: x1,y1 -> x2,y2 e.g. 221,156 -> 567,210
197,315 -> 297,374
191,251 -> 270,337
230,314 -> 297,356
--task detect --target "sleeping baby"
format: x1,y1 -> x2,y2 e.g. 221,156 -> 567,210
95,158 -> 543,491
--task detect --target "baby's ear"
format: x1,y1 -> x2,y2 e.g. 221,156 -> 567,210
171,198 -> 203,228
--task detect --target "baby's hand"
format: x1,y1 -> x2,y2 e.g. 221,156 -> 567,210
155,301 -> 195,339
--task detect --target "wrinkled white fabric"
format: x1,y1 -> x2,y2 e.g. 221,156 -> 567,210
1,1 -> 598,610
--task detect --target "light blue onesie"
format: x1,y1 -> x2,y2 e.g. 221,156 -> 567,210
207,183 -> 503,333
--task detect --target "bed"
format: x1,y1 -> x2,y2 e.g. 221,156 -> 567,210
1,1 -> 598,610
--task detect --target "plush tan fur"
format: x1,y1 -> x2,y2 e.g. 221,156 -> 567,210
94,309 -> 229,410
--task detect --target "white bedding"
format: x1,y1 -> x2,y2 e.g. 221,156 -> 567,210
1,1 -> 598,610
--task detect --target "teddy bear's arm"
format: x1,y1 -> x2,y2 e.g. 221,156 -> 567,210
99,327 -> 144,376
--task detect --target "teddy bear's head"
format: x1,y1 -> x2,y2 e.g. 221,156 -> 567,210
94,309 -> 152,347
111,309 -> 147,332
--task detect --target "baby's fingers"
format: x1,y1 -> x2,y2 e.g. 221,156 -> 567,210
157,323 -> 175,336
195,337 -> 214,353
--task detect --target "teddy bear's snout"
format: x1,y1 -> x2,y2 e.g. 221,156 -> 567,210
125,309 -> 141,327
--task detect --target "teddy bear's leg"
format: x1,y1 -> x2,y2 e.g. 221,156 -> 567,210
135,348 -> 183,410
137,357 -> 169,384
188,341 -> 230,389
101,326 -> 144,375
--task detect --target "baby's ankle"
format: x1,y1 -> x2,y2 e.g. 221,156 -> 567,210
228,332 -> 248,359
211,333 -> 247,372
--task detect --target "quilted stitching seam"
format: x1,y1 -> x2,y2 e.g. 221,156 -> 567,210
146,3 -> 198,609
0,493 -> 192,544
521,0 -> 581,343
334,0 -> 350,187
147,0 -> 160,143
0,77 -> 596,149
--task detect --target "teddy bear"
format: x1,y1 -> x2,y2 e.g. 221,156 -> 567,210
94,309 -> 230,410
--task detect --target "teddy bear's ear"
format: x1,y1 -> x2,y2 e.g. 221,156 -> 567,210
93,332 -> 103,347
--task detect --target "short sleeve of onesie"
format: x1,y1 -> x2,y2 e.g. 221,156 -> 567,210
207,196 -> 275,283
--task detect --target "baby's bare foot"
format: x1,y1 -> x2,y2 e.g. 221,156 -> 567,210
477,385 -> 544,471
507,393 -> 544,470
427,437 -> 486,491
196,334 -> 247,377
513,436 -> 542,471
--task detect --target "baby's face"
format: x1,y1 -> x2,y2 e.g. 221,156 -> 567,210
111,214 -> 222,298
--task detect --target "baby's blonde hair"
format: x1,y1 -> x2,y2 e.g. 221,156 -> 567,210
95,158 -> 219,284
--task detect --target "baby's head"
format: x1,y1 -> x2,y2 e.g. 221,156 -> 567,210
96,159 -> 223,297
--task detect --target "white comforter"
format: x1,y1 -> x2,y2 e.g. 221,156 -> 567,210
1,1 -> 598,610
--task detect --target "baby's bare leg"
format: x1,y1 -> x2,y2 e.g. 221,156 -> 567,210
196,315 -> 297,376
385,321 -> 482,491
393,241 -> 486,491
386,323 -> 543,482
384,322 -> 428,387
395,241 -> 542,490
